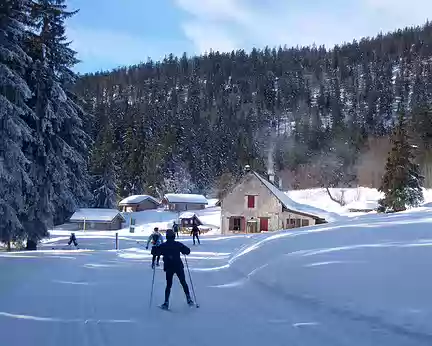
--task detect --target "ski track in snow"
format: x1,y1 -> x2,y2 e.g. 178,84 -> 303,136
2,212 -> 432,346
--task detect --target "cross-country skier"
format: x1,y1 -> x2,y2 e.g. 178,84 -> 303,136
172,221 -> 180,238
146,227 -> 164,268
68,233 -> 78,247
151,229 -> 193,309
191,222 -> 201,245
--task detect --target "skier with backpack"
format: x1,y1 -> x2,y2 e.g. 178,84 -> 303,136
172,221 -> 179,238
151,229 -> 194,310
146,227 -> 164,268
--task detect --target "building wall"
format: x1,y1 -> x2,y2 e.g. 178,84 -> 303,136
280,212 -> 316,228
120,199 -> 158,212
76,217 -> 123,231
136,199 -> 158,211
221,174 -> 282,234
168,203 -> 205,211
220,173 -> 317,234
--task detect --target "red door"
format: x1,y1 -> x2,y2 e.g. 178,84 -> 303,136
260,218 -> 269,232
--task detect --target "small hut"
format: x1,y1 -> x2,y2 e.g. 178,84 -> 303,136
179,212 -> 203,228
162,194 -> 208,211
69,208 -> 126,231
118,195 -> 159,212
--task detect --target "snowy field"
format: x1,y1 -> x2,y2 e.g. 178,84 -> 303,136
1,207 -> 432,345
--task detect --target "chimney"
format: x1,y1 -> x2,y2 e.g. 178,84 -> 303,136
244,164 -> 251,173
268,172 -> 275,184
278,176 -> 283,189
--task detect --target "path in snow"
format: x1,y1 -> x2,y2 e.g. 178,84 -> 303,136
0,235 -> 430,346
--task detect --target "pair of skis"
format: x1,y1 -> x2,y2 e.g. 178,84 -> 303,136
159,301 -> 200,311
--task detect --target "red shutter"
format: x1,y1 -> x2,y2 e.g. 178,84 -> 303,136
247,195 -> 255,208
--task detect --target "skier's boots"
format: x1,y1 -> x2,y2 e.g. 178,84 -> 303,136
187,297 -> 194,306
160,302 -> 169,310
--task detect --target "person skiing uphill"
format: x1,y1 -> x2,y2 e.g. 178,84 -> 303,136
172,221 -> 179,238
151,229 -> 193,309
146,227 -> 163,268
191,222 -> 201,245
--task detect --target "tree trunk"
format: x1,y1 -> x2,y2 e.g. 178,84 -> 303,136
26,239 -> 37,251
7,240 -> 11,252
325,187 -> 346,206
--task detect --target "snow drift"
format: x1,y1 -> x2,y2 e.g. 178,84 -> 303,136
225,210 -> 432,336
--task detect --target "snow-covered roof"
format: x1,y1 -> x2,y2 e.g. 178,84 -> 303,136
253,172 -> 329,220
164,194 -> 208,205
179,212 -> 203,225
70,209 -> 125,223
346,200 -> 378,211
179,212 -> 198,219
119,195 -> 159,205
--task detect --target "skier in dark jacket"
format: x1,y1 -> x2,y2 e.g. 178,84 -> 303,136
151,229 -> 193,309
190,223 -> 201,245
68,233 -> 78,247
172,221 -> 180,238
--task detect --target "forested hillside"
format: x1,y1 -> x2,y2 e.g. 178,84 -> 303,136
77,22 -> 432,202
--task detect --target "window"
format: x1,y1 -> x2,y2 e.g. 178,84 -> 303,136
286,219 -> 296,228
247,195 -> 255,208
295,219 -> 301,227
301,219 -> 309,227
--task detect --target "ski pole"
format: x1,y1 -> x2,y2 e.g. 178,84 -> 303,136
149,265 -> 156,308
184,255 -> 199,308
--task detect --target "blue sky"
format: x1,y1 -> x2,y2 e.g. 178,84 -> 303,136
67,0 -> 432,74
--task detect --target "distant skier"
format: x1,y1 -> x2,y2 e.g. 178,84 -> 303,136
190,222 -> 201,245
151,229 -> 193,309
68,233 -> 78,248
172,221 -> 180,238
146,227 -> 164,268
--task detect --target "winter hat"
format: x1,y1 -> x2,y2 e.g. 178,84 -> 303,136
166,229 -> 176,240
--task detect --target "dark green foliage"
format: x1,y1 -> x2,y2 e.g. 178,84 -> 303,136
379,114 -> 424,212
76,22 -> 432,193
0,1 -> 90,247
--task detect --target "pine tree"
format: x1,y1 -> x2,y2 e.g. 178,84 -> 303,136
379,114 -> 424,212
90,120 -> 117,209
21,0 -> 90,248
0,0 -> 33,249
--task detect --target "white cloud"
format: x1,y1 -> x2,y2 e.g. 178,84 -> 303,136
175,0 -> 432,54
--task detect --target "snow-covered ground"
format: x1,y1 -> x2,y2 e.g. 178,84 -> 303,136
288,187 -> 432,215
2,207 -> 432,345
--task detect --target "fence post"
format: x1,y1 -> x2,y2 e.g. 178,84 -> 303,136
129,217 -> 135,233
115,232 -> 119,250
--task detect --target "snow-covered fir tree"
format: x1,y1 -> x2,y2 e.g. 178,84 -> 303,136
379,113 -> 424,212
21,0 -> 90,248
0,0 -> 33,249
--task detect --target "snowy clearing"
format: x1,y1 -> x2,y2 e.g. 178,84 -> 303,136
2,207 -> 432,345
